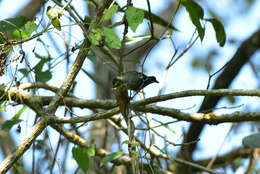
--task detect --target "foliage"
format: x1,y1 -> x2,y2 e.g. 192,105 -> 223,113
242,133 -> 260,148
0,16 -> 28,32
72,146 -> 90,172
1,106 -> 27,130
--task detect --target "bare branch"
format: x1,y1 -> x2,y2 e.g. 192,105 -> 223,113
0,119 -> 48,173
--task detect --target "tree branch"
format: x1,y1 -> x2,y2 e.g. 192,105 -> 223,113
0,118 -> 48,173
182,28 -> 260,167
3,83 -> 260,110
196,147 -> 253,170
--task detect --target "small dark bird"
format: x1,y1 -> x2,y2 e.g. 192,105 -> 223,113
113,71 -> 159,91
113,71 -> 158,118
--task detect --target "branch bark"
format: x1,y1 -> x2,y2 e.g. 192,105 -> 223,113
180,27 -> 260,172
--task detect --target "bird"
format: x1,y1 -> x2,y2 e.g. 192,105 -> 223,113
113,71 -> 158,121
112,71 -> 159,91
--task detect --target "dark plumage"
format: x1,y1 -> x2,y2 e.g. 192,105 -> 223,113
113,71 -> 159,91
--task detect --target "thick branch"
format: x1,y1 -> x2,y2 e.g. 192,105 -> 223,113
183,28 -> 260,164
0,38 -> 90,174
3,83 -> 260,110
46,40 -> 90,113
46,105 -> 260,124
196,147 -> 253,169
134,105 -> 260,124
132,89 -> 260,107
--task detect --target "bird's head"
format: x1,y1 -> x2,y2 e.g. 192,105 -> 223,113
112,71 -> 159,91
146,76 -> 159,84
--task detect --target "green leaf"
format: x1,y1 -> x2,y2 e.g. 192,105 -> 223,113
35,139 -> 45,146
12,29 -> 27,39
103,27 -> 121,49
72,146 -> 90,172
206,18 -> 226,47
101,152 -> 124,166
86,142 -> 95,156
13,164 -> 20,174
139,8 -> 178,31
101,4 -> 118,22
233,158 -> 243,168
35,70 -> 52,82
24,21 -> 37,36
0,34 -> 5,44
0,102 -> 6,113
32,53 -> 52,82
18,68 -> 29,76
83,16 -> 91,29
1,106 -> 27,130
13,162 -> 23,174
12,21 -> 37,39
89,28 -> 103,46
34,60 -> 46,73
33,53 -> 51,72
126,6 -> 144,32
0,117 -> 20,131
0,16 -> 28,32
51,18 -> 61,31
182,0 -> 205,41
242,133 -> 260,148
34,52 -> 50,60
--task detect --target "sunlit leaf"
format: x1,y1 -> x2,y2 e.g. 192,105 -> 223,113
12,29 -> 27,39
24,21 -> 37,36
103,27 -> 121,49
12,21 -> 37,39
101,152 -> 124,166
72,146 -> 90,172
0,102 -> 6,113
101,4 -> 118,22
89,28 -> 103,46
126,6 -> 144,32
86,141 -> 95,156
